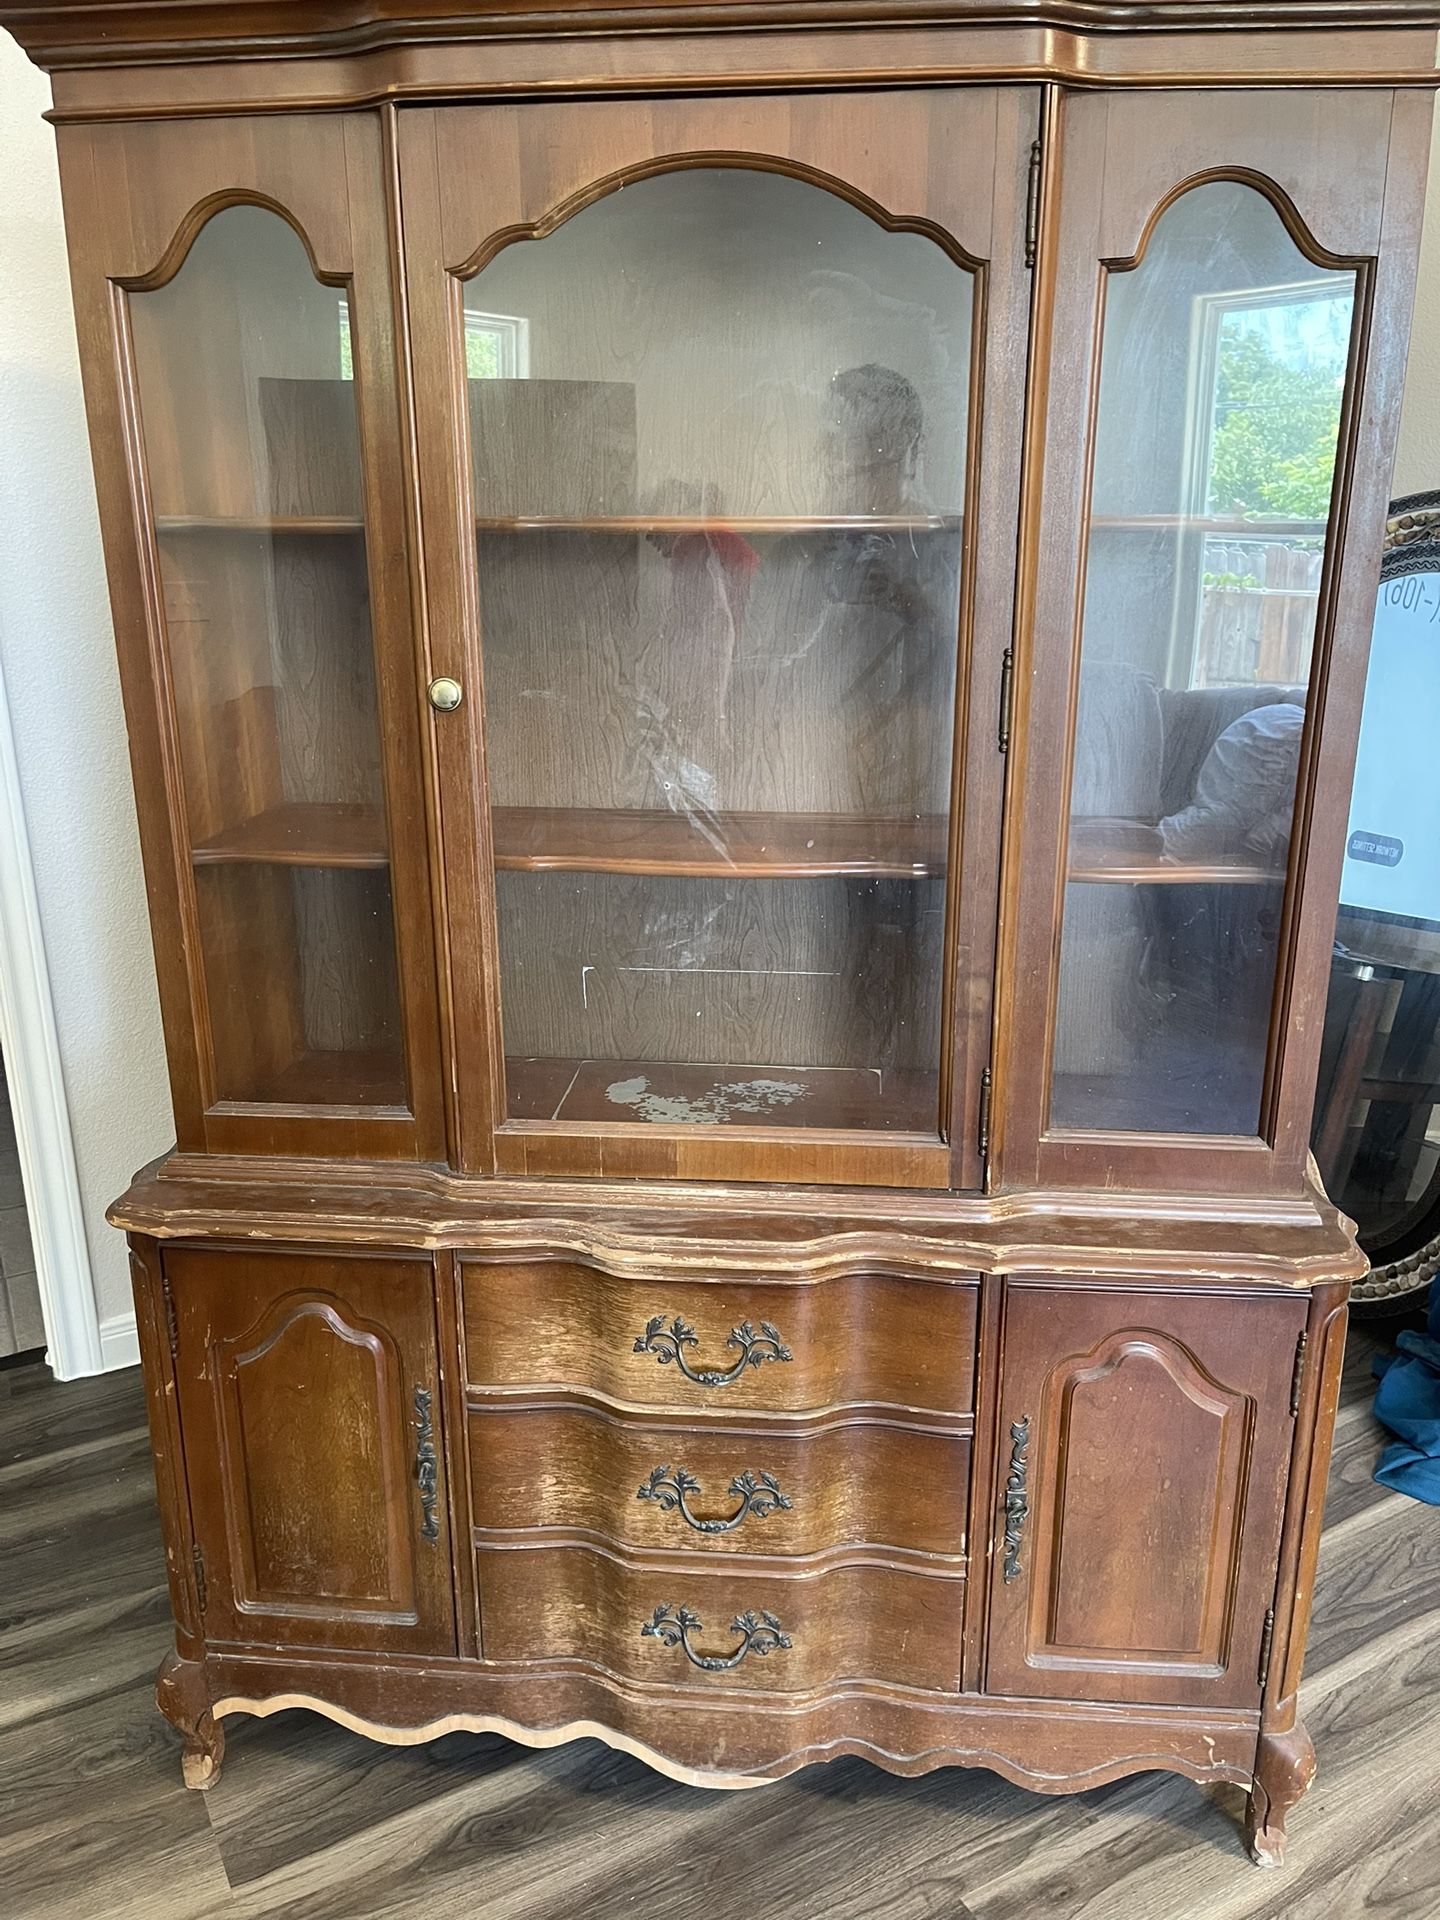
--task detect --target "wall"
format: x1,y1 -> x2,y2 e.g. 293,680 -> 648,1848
0,33 -> 173,1350
1392,112 -> 1440,499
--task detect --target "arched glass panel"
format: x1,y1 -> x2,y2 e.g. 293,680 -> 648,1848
1050,181 -> 1357,1138
130,207 -> 404,1109
465,168 -> 974,1134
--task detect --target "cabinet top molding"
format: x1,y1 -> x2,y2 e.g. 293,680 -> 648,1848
4,0 -> 1440,87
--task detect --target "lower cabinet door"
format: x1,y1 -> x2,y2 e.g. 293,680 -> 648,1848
169,1246 -> 456,1654
986,1283 -> 1307,1708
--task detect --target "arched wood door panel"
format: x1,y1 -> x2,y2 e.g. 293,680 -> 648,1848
170,1247 -> 455,1654
398,90 -> 1038,1187
986,1284 -> 1307,1708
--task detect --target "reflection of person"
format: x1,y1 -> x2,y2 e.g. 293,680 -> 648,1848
822,363 -> 927,515
1158,702 -> 1305,867
820,365 -> 935,627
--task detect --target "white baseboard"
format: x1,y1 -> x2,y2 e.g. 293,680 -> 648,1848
98,1310 -> 140,1372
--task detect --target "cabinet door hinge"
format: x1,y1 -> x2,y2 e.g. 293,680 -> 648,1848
1024,140 -> 1042,268
997,646 -> 1014,753
192,1542 -> 208,1616
1290,1328 -> 1309,1418
1257,1605 -> 1276,1691
160,1270 -> 179,1363
977,1066 -> 993,1161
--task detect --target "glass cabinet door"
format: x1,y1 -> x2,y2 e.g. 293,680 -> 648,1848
108,154 -> 443,1156
1003,86 -> 1416,1193
404,93 -> 1036,1184
1052,181 -> 1356,1137
132,209 -> 400,1110
469,168 -> 968,1137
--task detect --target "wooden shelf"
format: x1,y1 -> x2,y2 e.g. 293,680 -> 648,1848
506,1057 -> 939,1132
192,802 -> 388,869
1051,1066 -> 1258,1137
1066,820 -> 1284,887
247,1048 -> 407,1109
188,804 -> 1280,888
1090,514 -> 1327,538
473,513 -> 959,535
1068,854 -> 1285,887
491,807 -> 948,879
154,514 -> 364,534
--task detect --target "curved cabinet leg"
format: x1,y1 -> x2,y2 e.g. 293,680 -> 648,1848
156,1649 -> 225,1791
1245,1720 -> 1315,1867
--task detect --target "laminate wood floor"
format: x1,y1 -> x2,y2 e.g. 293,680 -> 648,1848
2,1325 -> 1436,1920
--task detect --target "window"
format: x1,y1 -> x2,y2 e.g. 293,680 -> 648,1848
461,308 -> 529,379
338,302 -> 529,380
1181,277 -> 1354,689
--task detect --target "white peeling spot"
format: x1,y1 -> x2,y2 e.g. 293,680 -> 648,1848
606,1076 -> 651,1106
605,1075 -> 810,1125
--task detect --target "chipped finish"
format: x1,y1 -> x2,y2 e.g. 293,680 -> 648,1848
108,1153 -> 1368,1288
606,1075 -> 811,1125
1246,1720 -> 1318,1866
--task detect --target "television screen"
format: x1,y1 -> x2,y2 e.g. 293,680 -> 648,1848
1339,567 -> 1440,929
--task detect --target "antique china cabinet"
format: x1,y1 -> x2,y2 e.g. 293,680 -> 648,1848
6,0 -> 1438,1867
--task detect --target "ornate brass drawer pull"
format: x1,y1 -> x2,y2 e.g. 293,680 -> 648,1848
413,1385 -> 440,1543
642,1602 -> 793,1672
633,1314 -> 793,1387
637,1465 -> 792,1534
1002,1415 -> 1030,1584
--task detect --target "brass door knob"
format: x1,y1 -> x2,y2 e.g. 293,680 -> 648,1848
428,676 -> 463,712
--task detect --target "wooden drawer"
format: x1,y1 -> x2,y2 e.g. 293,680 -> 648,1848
461,1260 -> 978,1415
475,1542 -> 964,1693
467,1401 -> 971,1561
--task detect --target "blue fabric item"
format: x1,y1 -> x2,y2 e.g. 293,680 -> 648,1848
1372,1276 -> 1440,1503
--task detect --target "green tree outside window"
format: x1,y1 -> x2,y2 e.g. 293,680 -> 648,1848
1206,298 -> 1352,522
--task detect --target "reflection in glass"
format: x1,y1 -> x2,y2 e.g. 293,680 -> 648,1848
465,169 -> 974,1134
1052,182 -> 1356,1136
131,207 -> 405,1107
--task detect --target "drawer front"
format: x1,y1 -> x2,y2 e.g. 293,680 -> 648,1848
468,1402 -> 971,1561
461,1261 -> 978,1415
476,1543 -> 964,1693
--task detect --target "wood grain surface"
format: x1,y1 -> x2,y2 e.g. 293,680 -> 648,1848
3,1322 -> 1434,1918
460,1258 -> 980,1414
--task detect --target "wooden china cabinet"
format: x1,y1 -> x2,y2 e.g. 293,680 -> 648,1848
6,0 -> 1438,1867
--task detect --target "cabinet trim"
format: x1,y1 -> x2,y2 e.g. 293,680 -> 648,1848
110,1157 -> 1365,1287
202,1644 -> 1263,1795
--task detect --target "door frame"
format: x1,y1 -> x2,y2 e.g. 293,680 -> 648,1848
0,646 -> 103,1378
